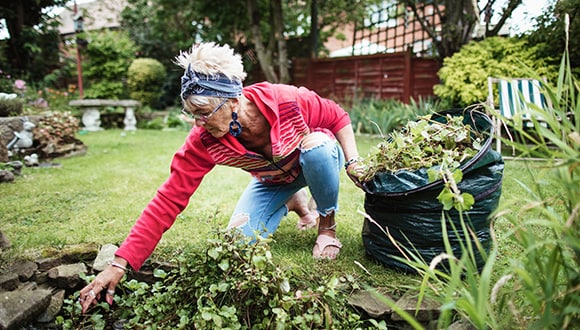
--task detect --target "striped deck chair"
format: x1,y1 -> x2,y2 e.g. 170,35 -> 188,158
487,77 -> 552,154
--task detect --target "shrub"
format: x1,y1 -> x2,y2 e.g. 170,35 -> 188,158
127,58 -> 166,109
434,37 -> 555,107
83,31 -> 138,99
0,98 -> 23,116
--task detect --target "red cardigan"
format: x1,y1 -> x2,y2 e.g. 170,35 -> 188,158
115,82 -> 351,270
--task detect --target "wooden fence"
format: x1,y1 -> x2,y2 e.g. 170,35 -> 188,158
290,49 -> 441,105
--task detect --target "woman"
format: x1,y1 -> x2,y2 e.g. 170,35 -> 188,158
80,42 -> 364,313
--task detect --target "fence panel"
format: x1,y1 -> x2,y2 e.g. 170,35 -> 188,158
291,51 -> 440,104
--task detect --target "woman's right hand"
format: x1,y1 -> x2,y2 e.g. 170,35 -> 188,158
79,258 -> 128,313
346,162 -> 366,190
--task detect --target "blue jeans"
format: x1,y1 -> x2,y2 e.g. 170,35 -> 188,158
228,136 -> 345,239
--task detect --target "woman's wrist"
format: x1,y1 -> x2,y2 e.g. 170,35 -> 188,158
108,258 -> 129,272
344,157 -> 361,170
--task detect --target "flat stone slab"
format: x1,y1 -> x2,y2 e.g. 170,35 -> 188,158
0,288 -> 52,330
348,288 -> 393,318
69,99 -> 141,107
391,291 -> 440,321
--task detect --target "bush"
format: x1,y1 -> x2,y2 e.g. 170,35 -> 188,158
83,31 -> 138,99
127,58 -> 166,109
434,37 -> 555,107
0,98 -> 23,116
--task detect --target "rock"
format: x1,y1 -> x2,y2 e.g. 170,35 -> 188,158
36,289 -> 65,323
5,161 -> 22,175
391,291 -> 440,322
348,288 -> 393,318
0,231 -> 10,249
0,140 -> 7,162
58,243 -> 98,264
92,244 -> 118,272
36,258 -> 62,272
0,273 -> 19,291
448,318 -> 478,330
47,263 -> 87,289
0,288 -> 52,330
41,243 -> 97,264
0,170 -> 14,183
12,260 -> 38,282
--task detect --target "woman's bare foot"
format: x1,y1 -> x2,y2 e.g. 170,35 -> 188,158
286,188 -> 318,230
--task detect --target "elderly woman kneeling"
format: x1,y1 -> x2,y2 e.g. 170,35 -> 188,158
79,42 -> 364,313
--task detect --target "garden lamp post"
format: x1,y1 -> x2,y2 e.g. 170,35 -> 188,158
73,2 -> 84,99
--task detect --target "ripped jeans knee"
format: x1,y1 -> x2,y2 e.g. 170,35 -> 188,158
228,212 -> 249,228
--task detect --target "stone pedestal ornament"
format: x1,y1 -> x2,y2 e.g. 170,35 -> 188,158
81,108 -> 103,131
123,107 -> 137,131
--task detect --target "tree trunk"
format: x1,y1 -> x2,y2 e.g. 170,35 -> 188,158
310,0 -> 318,58
246,0 -> 278,82
271,0 -> 290,83
4,1 -> 28,73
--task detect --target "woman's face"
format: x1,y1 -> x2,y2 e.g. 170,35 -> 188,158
185,99 -> 234,138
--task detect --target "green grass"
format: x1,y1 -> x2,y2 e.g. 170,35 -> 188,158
0,129 -> 542,291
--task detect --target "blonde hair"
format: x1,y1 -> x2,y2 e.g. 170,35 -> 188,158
174,42 -> 247,82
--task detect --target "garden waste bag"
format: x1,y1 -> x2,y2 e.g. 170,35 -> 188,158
361,108 -> 504,272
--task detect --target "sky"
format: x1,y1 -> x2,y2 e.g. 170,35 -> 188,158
0,0 -> 554,41
508,0 -> 552,35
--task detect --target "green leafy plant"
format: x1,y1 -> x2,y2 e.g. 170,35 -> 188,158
60,229 -> 372,329
127,58 -> 167,109
83,30 -> 139,99
359,114 -> 482,181
434,36 -> 555,107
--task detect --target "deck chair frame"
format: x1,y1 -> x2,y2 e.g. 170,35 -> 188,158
487,77 -> 552,155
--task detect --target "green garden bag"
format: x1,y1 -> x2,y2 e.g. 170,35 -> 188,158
361,108 -> 504,272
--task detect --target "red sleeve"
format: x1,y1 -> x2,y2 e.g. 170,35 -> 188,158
115,129 -> 215,270
295,86 -> 351,134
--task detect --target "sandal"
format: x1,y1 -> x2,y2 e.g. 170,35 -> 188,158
312,233 -> 342,260
312,213 -> 342,260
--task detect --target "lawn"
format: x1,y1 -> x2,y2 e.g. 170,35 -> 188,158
0,128 -> 538,289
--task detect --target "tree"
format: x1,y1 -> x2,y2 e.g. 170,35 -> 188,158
400,0 -> 523,59
120,0 -> 386,85
525,0 -> 579,74
0,0 -> 67,78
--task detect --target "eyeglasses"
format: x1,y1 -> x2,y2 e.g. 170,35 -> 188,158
181,98 -> 228,122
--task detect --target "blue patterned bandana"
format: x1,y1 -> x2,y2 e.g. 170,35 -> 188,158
180,64 -> 243,99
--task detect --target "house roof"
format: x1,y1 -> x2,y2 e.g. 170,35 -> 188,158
56,0 -> 127,36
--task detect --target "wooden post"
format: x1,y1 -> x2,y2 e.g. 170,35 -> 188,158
403,47 -> 412,103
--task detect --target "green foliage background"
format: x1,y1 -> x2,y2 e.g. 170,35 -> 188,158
434,37 -> 554,108
127,58 -> 166,109
83,31 -> 138,99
